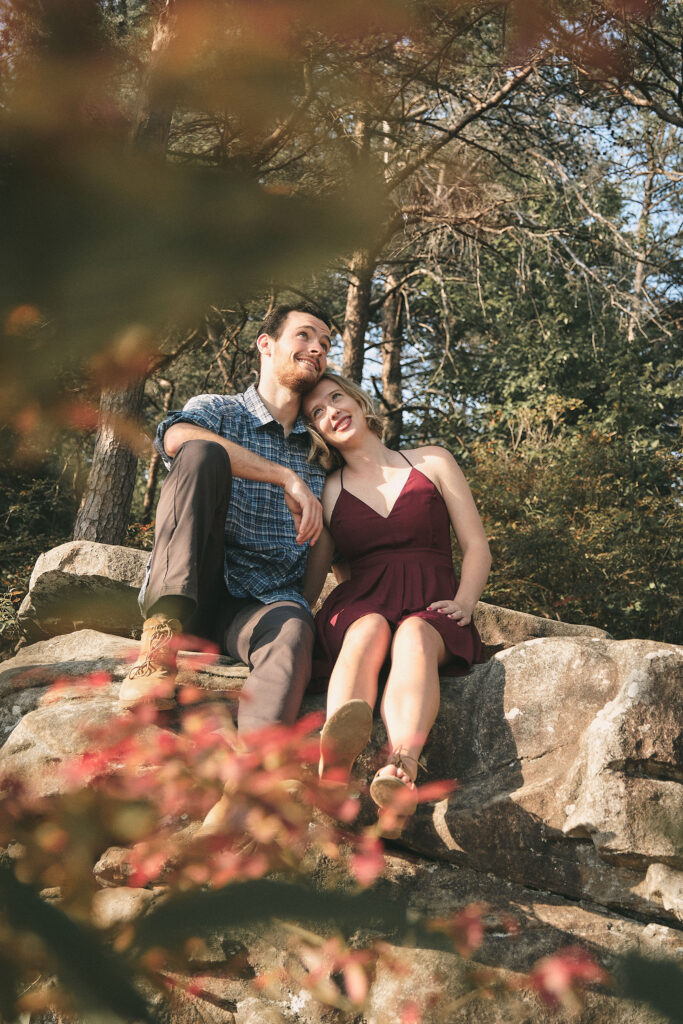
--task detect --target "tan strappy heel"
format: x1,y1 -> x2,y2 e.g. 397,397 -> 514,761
370,750 -> 419,838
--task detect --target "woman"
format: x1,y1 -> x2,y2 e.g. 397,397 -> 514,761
302,372 -> 491,837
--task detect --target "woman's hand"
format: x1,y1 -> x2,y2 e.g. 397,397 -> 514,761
427,598 -> 476,626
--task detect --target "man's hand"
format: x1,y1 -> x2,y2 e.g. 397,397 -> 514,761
283,473 -> 323,545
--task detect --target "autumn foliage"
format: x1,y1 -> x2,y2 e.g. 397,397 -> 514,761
0,653 -> 612,1022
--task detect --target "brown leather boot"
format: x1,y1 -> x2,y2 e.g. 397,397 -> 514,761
118,613 -> 182,709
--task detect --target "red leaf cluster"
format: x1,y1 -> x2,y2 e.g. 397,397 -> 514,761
526,945 -> 611,1011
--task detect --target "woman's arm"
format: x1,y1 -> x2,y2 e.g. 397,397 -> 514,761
414,446 -> 491,626
301,470 -> 344,607
302,526 -> 335,607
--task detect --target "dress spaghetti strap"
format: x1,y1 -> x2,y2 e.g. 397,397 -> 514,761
399,451 -> 412,467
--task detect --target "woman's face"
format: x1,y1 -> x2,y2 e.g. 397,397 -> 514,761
303,379 -> 365,445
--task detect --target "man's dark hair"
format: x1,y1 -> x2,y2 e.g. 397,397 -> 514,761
258,302 -> 332,340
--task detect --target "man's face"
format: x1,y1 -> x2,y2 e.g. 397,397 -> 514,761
261,311 -> 331,393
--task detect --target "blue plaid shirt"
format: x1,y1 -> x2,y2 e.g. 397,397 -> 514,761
147,385 -> 326,609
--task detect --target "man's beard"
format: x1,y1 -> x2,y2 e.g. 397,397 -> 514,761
276,363 -> 321,393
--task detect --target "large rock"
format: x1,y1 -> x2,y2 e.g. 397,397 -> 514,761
18,543 -> 611,650
1,627 -> 682,1024
17,541 -> 150,640
0,629 -> 248,745
473,599 -> 609,651
128,854 -> 683,1024
0,696 -> 169,794
1,630 -> 680,927
0,629 -> 252,769
382,636 -> 683,924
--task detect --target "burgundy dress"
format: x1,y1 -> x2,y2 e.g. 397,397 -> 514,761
313,456 -> 484,685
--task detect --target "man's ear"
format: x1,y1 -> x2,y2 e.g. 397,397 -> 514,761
256,332 -> 274,358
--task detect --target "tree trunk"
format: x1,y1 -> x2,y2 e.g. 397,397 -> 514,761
381,271 -> 403,448
73,2 -> 179,544
626,135 -> 656,346
141,379 -> 174,524
342,249 -> 374,382
73,380 -> 146,544
341,112 -> 374,382
132,0 -> 179,150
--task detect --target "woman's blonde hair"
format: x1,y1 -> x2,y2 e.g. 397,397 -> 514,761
305,371 -> 383,470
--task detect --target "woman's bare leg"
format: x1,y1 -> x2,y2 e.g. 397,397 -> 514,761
379,617 -> 448,785
319,614 -> 392,781
326,613 -> 392,717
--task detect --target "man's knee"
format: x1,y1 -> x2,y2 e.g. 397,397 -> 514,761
239,604 -> 314,730
173,438 -> 231,476
250,604 -> 314,657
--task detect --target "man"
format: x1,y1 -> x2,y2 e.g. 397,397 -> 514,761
119,302 -> 332,734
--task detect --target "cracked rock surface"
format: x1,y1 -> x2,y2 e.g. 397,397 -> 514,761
2,630 -> 680,925
387,636 -> 683,925
1,542 -> 681,1023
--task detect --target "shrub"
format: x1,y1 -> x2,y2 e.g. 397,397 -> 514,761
466,430 -> 681,642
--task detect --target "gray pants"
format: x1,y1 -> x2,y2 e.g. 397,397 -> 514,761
143,439 -> 313,733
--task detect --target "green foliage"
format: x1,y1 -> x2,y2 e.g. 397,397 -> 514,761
396,80 -> 682,644
0,0 -> 394,422
467,429 -> 681,642
0,434 -> 80,654
0,590 -> 21,650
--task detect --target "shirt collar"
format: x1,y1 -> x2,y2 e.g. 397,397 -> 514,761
244,384 -> 309,436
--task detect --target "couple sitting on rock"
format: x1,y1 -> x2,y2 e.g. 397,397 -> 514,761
120,302 -> 491,836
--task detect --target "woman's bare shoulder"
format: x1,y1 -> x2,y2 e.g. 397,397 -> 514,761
403,445 -> 459,470
323,467 -> 343,490
322,468 -> 343,520
404,444 -> 454,457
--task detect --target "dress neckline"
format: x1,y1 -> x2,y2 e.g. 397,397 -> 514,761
339,467 -> 415,521
337,452 -> 415,521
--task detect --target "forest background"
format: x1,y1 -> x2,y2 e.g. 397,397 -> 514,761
0,0 -> 681,657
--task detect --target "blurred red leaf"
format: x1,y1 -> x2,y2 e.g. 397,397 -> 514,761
527,945 -> 611,1010
350,837 -> 385,887
427,903 -> 487,958
415,779 -> 458,803
5,305 -> 42,334
400,999 -> 422,1024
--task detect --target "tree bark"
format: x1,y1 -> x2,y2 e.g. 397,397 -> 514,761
73,1 -> 180,544
73,380 -> 146,544
131,0 -> 179,150
626,134 -> 656,346
341,112 -> 374,382
381,271 -> 404,448
342,249 -> 375,382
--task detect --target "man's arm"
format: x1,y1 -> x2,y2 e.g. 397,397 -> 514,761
164,422 -> 323,546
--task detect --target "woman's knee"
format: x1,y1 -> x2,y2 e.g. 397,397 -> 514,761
341,614 -> 391,659
393,616 -> 442,657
